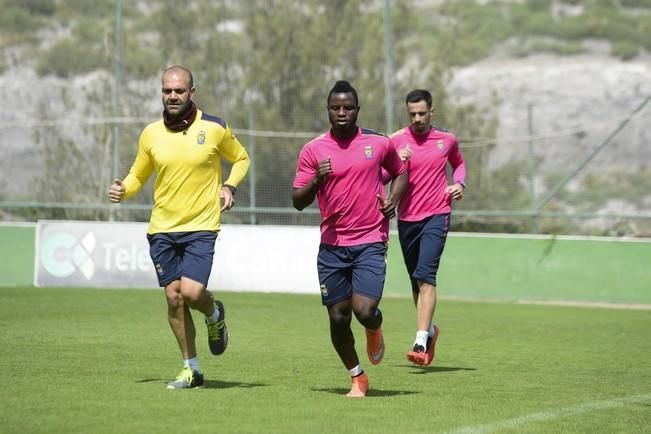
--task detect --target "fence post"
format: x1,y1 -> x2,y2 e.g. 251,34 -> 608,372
110,0 -> 122,222
248,108 -> 257,225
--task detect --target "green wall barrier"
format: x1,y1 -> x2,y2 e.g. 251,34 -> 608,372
2,224 -> 649,305
386,233 -> 651,304
0,224 -> 35,287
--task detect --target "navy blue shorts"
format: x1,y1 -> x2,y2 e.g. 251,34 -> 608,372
147,231 -> 218,287
398,214 -> 450,290
317,242 -> 387,306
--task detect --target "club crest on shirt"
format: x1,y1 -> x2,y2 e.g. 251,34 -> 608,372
320,284 -> 328,296
364,145 -> 373,159
437,139 -> 445,150
197,130 -> 206,145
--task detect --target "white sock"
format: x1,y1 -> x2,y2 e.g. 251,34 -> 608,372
415,330 -> 429,348
206,305 -> 221,323
184,357 -> 201,373
348,365 -> 363,377
428,323 -> 436,337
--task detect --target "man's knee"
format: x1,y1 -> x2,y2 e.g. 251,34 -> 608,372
329,308 -> 352,330
353,302 -> 381,324
164,280 -> 184,308
179,278 -> 207,305
417,280 -> 437,294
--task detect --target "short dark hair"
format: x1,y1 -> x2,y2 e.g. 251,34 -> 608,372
405,89 -> 432,108
163,65 -> 194,88
327,80 -> 359,106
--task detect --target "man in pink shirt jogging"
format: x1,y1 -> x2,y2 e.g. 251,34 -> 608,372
390,89 -> 466,366
292,80 -> 407,397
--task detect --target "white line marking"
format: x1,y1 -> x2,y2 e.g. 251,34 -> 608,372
447,392 -> 651,434
436,295 -> 651,311
448,232 -> 651,243
513,299 -> 651,311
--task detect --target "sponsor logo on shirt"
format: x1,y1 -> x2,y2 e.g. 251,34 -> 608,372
364,145 -> 373,159
197,130 -> 206,145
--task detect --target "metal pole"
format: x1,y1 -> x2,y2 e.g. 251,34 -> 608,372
248,108 -> 257,225
527,102 -> 535,209
112,0 -> 122,181
110,0 -> 122,221
383,0 -> 395,134
527,102 -> 540,232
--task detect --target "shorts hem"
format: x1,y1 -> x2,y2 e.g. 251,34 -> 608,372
322,293 -> 352,306
180,273 -> 210,288
412,276 -> 437,287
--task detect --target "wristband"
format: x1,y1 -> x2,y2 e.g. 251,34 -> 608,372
223,184 -> 237,195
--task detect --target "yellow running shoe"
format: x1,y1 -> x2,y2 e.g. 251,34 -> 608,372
166,366 -> 204,389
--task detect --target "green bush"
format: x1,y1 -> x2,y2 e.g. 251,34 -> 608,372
0,5 -> 40,34
36,39 -> 108,77
513,38 -> 586,57
611,40 -> 639,60
19,0 -> 56,15
620,0 -> 651,7
526,0 -> 552,13
637,16 -> 651,51
123,46 -> 162,79
56,0 -> 115,18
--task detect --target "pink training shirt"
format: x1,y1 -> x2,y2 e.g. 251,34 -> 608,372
390,126 -> 466,222
294,127 -> 406,246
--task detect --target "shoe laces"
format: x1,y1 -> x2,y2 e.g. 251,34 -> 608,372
175,366 -> 194,383
207,320 -> 224,339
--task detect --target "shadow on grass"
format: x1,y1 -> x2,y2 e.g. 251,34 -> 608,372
311,387 -> 418,397
203,380 -> 270,389
401,364 -> 477,374
136,378 -> 270,389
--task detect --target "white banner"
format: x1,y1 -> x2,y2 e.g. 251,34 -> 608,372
34,221 -> 321,294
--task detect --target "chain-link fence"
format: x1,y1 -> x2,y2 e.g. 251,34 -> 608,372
2,0 -> 650,236
2,93 -> 650,236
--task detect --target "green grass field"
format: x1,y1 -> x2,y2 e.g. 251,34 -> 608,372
1,287 -> 650,434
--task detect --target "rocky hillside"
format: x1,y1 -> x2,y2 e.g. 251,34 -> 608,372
449,53 -> 651,174
1,0 -> 650,234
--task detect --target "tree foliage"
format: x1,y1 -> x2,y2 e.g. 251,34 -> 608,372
3,0 -> 648,234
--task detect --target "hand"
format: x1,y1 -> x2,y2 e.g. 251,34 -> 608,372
220,186 -> 235,211
445,183 -> 464,200
108,179 -> 125,203
311,157 -> 333,187
376,194 -> 396,219
398,145 -> 413,162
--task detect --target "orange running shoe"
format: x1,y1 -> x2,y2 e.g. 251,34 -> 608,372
365,327 -> 385,365
346,372 -> 369,398
406,325 -> 439,366
424,325 -> 439,365
406,344 -> 426,365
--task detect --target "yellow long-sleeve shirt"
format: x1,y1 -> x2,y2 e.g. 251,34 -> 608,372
123,110 -> 250,234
